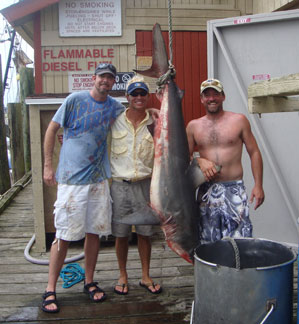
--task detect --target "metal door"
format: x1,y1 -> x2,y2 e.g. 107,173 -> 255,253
207,10 -> 299,245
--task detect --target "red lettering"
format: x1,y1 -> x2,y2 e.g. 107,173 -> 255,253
43,50 -> 51,59
76,62 -> 82,71
85,49 -> 92,58
53,62 -> 60,71
88,61 -> 97,70
42,62 -> 50,71
107,48 -> 114,58
66,49 -> 75,58
100,49 -> 107,58
76,49 -> 84,58
61,62 -> 68,71
58,50 -> 65,59
93,49 -> 100,58
50,50 -> 57,59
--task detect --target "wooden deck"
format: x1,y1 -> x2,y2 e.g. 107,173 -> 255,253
0,182 -> 194,323
0,182 -> 297,323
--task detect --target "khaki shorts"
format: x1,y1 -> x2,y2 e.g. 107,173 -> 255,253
54,181 -> 112,241
111,179 -> 154,237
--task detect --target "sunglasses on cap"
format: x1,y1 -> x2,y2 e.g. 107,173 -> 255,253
130,90 -> 148,97
201,79 -> 221,87
95,63 -> 117,76
97,63 -> 113,69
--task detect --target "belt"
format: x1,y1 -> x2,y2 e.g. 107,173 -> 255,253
113,176 -> 151,184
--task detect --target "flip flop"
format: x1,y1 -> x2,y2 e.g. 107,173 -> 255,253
41,291 -> 60,313
139,281 -> 162,294
83,281 -> 107,302
114,283 -> 129,295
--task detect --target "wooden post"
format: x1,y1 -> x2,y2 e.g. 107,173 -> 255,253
20,67 -> 34,173
0,55 -> 11,195
8,103 -> 25,183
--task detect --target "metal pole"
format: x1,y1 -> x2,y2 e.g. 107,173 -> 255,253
3,28 -> 16,95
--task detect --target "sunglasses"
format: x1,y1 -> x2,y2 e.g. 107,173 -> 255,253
130,90 -> 148,97
96,63 -> 116,75
201,79 -> 221,87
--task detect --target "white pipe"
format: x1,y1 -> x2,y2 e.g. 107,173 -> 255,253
24,234 -> 85,265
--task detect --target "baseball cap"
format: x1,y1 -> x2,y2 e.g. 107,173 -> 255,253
200,79 -> 224,94
95,63 -> 116,77
127,81 -> 149,95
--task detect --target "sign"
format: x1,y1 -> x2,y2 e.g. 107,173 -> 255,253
136,56 -> 156,93
112,73 -> 134,91
234,18 -> 251,24
42,48 -> 114,72
252,74 -> 271,81
59,0 -> 122,37
68,72 -> 134,92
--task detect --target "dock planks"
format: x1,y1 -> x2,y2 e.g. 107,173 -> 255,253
0,182 -> 297,323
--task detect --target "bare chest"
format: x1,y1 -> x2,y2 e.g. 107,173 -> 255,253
197,121 -> 241,148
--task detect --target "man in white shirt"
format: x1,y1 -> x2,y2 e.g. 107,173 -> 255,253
110,76 -> 162,295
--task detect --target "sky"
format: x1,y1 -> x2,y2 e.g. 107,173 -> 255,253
0,0 -> 34,106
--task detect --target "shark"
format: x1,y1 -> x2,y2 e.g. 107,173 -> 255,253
135,23 -> 204,263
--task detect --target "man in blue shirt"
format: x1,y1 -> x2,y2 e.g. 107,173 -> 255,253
42,63 -> 124,313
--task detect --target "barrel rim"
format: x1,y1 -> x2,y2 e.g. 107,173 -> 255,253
194,237 -> 297,270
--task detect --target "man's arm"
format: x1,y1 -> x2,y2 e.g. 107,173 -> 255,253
186,121 -> 196,156
186,121 -> 218,181
241,115 -> 265,209
43,121 -> 61,186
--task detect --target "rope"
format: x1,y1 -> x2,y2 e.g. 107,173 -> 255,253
59,263 -> 85,288
223,237 -> 241,270
155,0 -> 176,90
168,0 -> 173,65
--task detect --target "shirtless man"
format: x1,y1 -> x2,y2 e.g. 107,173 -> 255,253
186,78 -> 264,243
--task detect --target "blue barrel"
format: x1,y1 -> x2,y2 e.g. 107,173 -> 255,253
193,238 -> 296,324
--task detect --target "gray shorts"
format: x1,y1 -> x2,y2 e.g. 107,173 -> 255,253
111,178 -> 154,237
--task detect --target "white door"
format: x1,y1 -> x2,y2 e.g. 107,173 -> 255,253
207,10 -> 299,245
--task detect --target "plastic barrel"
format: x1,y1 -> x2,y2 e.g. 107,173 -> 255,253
193,238 -> 296,324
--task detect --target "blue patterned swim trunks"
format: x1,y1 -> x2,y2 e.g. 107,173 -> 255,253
197,180 -> 252,243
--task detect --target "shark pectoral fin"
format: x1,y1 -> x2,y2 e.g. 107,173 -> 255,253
186,158 -> 221,189
186,158 -> 206,188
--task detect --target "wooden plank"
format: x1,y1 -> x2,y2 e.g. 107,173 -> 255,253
41,29 -> 135,46
29,105 -> 46,252
248,73 -> 299,98
248,96 -> 299,114
0,59 -> 11,195
0,172 -> 31,214
126,8 -> 241,18
8,103 -> 25,183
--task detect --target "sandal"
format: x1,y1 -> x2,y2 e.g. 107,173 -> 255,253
83,281 -> 107,302
139,281 -> 162,294
114,283 -> 129,295
41,291 -> 60,313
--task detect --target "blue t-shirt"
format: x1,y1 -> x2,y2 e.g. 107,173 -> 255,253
53,91 -> 124,185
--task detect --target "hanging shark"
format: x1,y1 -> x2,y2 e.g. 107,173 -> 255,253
134,23 -> 204,263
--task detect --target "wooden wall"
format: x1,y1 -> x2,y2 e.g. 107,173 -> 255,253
252,0 -> 299,14
39,0 -> 254,94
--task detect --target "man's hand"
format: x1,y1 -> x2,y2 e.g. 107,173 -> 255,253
197,157 -> 219,182
250,185 -> 265,210
43,165 -> 57,186
147,108 -> 160,122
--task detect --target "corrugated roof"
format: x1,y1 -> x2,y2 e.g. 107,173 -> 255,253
1,0 -> 59,25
